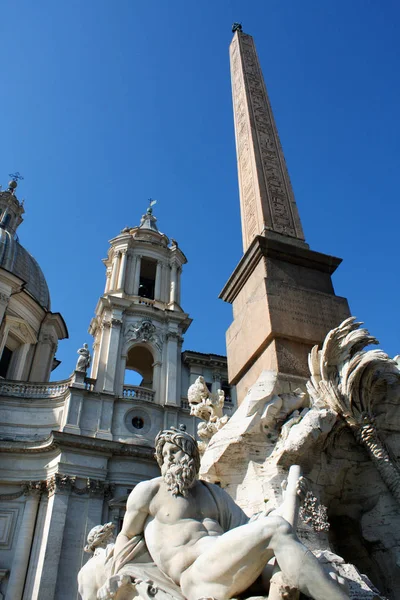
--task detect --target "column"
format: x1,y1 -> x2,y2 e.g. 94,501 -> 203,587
109,251 -> 120,292
13,343 -> 30,380
0,292 -> 10,326
104,269 -> 112,293
169,263 -> 177,304
103,317 -> 122,393
152,360 -> 162,404
29,335 -> 54,382
0,324 -> 9,357
117,249 -> 127,291
154,261 -> 162,300
126,254 -> 136,295
117,354 -> 127,396
5,483 -> 43,600
162,262 -> 169,302
90,340 -> 100,379
124,253 -> 132,294
176,266 -> 182,305
212,371 -> 222,394
94,321 -> 111,391
133,255 -> 142,296
30,476 -> 72,600
165,332 -> 179,405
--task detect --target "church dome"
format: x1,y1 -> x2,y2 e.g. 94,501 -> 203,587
0,226 -> 50,310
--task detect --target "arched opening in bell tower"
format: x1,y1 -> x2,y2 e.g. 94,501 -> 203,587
138,258 -> 157,300
124,345 -> 154,389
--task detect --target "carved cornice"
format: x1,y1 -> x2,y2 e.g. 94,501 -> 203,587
0,476 -> 115,501
0,489 -> 26,501
23,480 -> 47,496
111,318 -> 123,328
0,431 -> 156,461
0,480 -> 46,501
166,331 -> 179,340
46,474 -> 75,496
73,479 -> 115,498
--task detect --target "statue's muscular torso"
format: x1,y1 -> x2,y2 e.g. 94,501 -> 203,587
125,477 -> 226,584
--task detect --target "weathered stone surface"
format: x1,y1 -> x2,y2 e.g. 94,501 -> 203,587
230,30 -> 305,251
221,236 -> 350,403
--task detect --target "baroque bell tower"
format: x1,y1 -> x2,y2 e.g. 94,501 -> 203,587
89,202 -> 191,405
221,25 -> 350,402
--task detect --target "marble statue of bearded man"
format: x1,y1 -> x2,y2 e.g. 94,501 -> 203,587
97,427 -> 348,600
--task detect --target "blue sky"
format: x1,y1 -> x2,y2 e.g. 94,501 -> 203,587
1,1 -> 400,380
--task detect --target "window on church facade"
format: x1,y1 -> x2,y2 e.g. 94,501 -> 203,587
0,346 -> 13,378
222,381 -> 232,403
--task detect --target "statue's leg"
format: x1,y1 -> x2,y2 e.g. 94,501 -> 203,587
180,516 -> 281,600
180,516 -> 348,600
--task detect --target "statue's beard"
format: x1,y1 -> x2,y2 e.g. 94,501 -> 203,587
163,456 -> 197,498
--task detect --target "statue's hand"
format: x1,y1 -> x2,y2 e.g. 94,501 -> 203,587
97,574 -> 131,599
296,476 -> 308,502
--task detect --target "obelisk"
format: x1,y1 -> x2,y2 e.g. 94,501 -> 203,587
221,25 -> 350,402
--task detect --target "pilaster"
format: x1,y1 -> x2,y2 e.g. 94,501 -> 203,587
154,261 -> 162,300
30,475 -> 73,600
169,263 -> 177,304
109,251 -> 119,291
117,249 -> 127,291
165,331 -> 180,406
5,482 -> 44,600
103,315 -> 123,394
133,255 -> 142,296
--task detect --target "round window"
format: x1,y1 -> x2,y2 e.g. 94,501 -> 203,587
124,409 -> 151,434
132,416 -> 144,430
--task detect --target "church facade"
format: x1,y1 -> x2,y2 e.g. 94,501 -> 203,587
0,179 -> 235,600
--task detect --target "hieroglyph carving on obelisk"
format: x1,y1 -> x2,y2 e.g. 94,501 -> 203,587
230,30 -> 305,251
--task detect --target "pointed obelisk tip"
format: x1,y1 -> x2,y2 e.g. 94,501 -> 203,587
232,23 -> 243,34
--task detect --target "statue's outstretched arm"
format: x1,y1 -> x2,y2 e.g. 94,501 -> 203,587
113,479 -> 158,571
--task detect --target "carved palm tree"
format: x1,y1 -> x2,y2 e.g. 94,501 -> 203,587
306,317 -> 400,505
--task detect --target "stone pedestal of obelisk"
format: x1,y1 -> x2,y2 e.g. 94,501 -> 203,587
221,29 -> 350,403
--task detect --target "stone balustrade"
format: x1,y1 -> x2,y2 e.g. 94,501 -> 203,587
122,385 -> 155,402
0,378 -> 71,398
84,377 -> 96,391
134,297 -> 155,307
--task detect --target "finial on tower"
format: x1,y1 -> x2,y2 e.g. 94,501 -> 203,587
147,198 -> 157,215
7,172 -> 24,194
232,22 -> 243,33
138,198 -> 159,232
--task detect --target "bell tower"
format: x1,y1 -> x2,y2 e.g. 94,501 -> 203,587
89,202 -> 191,405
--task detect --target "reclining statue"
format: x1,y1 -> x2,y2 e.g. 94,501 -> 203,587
78,522 -> 115,600
93,427 -> 348,600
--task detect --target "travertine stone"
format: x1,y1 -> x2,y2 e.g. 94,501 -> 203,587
221,236 -> 350,402
93,429 -> 348,600
230,30 -> 305,251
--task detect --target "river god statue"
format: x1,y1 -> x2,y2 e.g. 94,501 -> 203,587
94,428 -> 348,600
